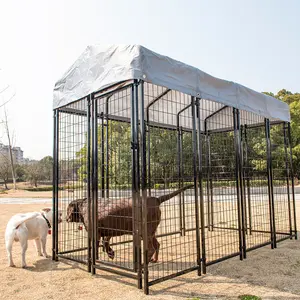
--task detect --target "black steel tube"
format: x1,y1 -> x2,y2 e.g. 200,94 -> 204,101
237,111 -> 246,258
241,125 -> 248,235
57,254 -> 88,265
245,241 -> 272,253
177,120 -> 183,235
87,96 -> 92,272
100,112 -> 105,198
283,123 -> 293,238
204,121 -> 211,231
54,110 -> 59,262
93,264 -> 138,280
191,96 -> 202,276
176,104 -> 191,236
95,259 -> 136,273
139,81 -> 148,293
135,80 -> 142,290
196,98 -> 206,274
92,95 -> 98,274
148,266 -> 199,286
244,125 -> 252,235
59,247 -> 89,255
287,122 -> 298,239
265,118 -> 276,249
52,110 -> 57,261
206,252 -> 241,266
233,108 -> 244,260
204,105 -> 228,122
105,97 -> 110,198
207,120 -> 285,134
130,84 -> 138,273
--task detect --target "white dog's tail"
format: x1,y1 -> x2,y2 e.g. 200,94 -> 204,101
9,212 -> 41,230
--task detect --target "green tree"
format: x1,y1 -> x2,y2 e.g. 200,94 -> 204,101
39,156 -> 53,181
25,162 -> 46,187
0,155 -> 11,189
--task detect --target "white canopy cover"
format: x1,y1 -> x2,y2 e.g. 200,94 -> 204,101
53,44 -> 290,122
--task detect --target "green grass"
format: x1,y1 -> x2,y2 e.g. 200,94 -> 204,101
238,295 -> 262,300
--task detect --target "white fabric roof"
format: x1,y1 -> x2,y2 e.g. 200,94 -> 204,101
53,44 -> 290,122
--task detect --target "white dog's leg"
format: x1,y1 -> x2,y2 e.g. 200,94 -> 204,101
19,229 -> 29,268
34,239 -> 42,256
5,233 -> 15,267
41,236 -> 49,258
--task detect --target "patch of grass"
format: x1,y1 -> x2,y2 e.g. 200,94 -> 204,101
188,298 -> 201,300
238,295 -> 262,300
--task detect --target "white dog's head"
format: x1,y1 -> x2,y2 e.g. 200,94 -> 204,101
41,208 -> 62,224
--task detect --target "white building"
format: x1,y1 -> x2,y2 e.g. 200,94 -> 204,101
0,143 -> 24,164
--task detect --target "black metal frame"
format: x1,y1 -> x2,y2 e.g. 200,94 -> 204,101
53,80 -> 297,295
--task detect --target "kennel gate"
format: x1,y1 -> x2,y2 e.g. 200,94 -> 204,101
52,45 -> 297,295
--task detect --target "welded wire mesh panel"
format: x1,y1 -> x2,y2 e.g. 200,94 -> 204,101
240,113 -> 272,250
145,83 -> 198,283
57,99 -> 88,263
94,86 -> 135,271
204,106 -> 241,264
270,122 -> 293,241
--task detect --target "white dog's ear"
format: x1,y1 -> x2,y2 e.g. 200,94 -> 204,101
41,208 -> 51,213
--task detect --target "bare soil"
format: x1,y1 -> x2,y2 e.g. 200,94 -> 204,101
1,203 -> 300,300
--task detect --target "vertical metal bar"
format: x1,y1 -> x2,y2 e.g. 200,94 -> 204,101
287,122 -> 297,239
244,125 -> 252,235
54,110 -> 59,262
208,134 -> 214,231
236,110 -> 246,258
139,81 -> 149,294
191,96 -> 202,276
204,121 -> 211,231
105,98 -> 109,198
177,116 -> 183,235
131,84 -> 137,273
87,96 -> 92,272
283,123 -> 293,238
92,95 -> 98,274
101,112 -> 105,198
265,118 -> 275,248
180,127 -> 186,235
52,109 -> 57,261
135,80 -> 142,290
233,108 -> 244,260
241,125 -> 248,235
146,108 -> 151,196
196,98 -> 206,274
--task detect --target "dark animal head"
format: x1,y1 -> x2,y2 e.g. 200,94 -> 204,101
66,199 -> 85,223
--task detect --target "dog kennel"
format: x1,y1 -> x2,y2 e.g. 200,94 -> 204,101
52,45 -> 297,294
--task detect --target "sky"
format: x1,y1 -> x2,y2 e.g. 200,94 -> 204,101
0,0 -> 299,160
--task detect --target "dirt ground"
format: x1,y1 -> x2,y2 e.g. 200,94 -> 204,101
1,203 -> 300,300
0,189 -> 52,198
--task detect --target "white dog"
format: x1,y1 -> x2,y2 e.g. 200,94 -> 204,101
5,208 -> 61,268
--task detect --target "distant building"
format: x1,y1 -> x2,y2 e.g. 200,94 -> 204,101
0,143 -> 24,164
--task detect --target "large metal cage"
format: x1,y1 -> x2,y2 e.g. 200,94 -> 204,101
52,46 -> 297,295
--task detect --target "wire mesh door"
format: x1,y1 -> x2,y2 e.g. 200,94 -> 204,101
93,85 -> 138,273
239,112 -> 273,251
144,84 -> 200,287
270,122 -> 295,243
55,99 -> 90,264
203,106 -> 242,265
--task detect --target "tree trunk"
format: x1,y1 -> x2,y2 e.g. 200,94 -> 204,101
34,180 -> 38,188
4,109 -> 16,190
4,180 -> 8,190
